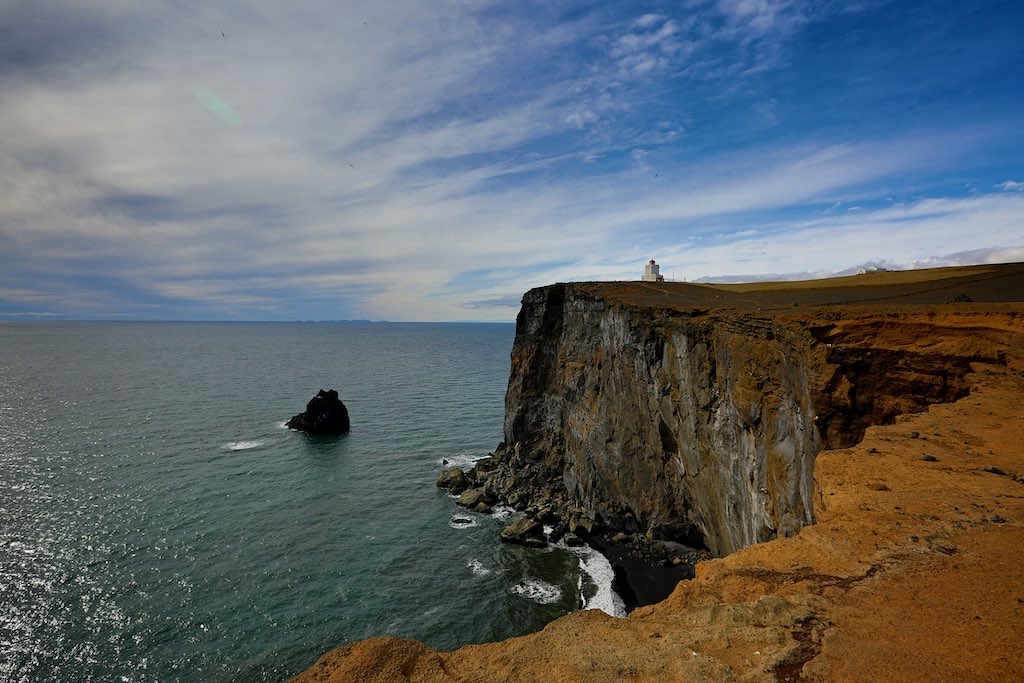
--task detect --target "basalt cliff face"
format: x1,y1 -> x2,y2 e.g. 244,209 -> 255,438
487,281 -> 1011,557
294,263 -> 1024,683
501,285 -> 819,556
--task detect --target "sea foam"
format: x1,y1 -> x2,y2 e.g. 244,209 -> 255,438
573,546 -> 627,618
449,515 -> 478,529
490,504 -> 515,520
467,559 -> 491,576
509,578 -> 562,605
224,440 -> 265,451
437,451 -> 489,468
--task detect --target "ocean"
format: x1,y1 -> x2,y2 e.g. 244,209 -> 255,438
0,322 -> 622,683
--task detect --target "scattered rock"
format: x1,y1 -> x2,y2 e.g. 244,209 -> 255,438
922,454 -> 938,462
474,456 -> 498,473
867,447 -> 879,454
907,431 -> 920,439
285,389 -> 350,435
457,489 -> 492,512
500,518 -> 546,547
990,515 -> 1007,524
944,293 -> 973,303
868,482 -> 891,491
436,466 -> 470,494
984,466 -> 1007,476
568,515 -> 595,536
563,533 -> 585,547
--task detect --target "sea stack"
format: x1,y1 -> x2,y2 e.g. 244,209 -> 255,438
286,389 -> 350,435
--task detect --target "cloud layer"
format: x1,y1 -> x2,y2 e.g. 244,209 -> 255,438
1,0 -> 1021,320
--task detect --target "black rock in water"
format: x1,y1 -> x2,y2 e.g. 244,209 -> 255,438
286,389 -> 350,435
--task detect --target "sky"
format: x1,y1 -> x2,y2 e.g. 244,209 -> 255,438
1,0 -> 1022,321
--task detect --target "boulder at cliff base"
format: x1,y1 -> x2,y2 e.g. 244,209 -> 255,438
286,389 -> 350,435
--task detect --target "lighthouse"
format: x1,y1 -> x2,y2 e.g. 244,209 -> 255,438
641,259 -> 665,282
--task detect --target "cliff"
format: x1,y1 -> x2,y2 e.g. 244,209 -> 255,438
293,262 -> 1024,682
471,264 -> 1024,560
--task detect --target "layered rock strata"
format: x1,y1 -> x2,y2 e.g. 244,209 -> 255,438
457,280 -> 1020,561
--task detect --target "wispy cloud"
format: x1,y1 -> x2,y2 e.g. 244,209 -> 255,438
0,0 -> 1021,320
610,16 -> 687,77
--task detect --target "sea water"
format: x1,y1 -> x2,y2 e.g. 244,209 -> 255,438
0,322 -> 623,683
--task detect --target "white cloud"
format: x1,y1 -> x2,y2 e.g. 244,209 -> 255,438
714,0 -> 805,37
634,13 -> 665,29
610,17 -> 687,77
0,1 -> 1019,321
998,180 -> 1024,191
676,193 -> 1024,281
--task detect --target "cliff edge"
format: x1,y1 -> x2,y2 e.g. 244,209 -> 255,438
293,262 -> 1024,682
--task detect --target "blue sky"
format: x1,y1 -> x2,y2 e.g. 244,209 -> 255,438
1,0 -> 1022,321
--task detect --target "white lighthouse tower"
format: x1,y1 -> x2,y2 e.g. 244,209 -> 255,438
641,259 -> 665,282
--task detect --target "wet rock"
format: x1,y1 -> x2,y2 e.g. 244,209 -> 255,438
457,488 -> 492,511
474,457 -> 498,473
436,467 -> 470,494
569,515 -> 595,536
285,389 -> 350,435
500,518 -> 546,547
534,506 -> 559,523
563,532 -> 585,547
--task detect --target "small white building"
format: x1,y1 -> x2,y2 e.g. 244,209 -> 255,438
856,266 -> 889,275
642,259 -> 665,282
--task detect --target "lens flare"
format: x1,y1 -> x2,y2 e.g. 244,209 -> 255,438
196,88 -> 240,125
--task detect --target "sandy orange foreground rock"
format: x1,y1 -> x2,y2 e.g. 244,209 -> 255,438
293,265 -> 1024,683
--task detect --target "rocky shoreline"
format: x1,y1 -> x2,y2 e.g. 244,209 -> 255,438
436,451 -> 710,610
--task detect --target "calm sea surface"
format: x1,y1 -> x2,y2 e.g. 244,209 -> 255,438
0,322 -> 620,682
